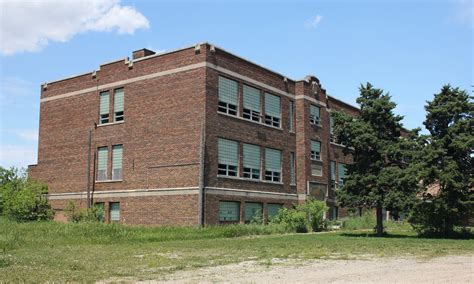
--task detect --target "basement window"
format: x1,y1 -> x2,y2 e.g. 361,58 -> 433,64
244,202 -> 263,223
109,202 -> 120,222
219,201 -> 240,223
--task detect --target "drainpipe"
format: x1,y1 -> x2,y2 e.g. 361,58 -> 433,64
86,129 -> 92,208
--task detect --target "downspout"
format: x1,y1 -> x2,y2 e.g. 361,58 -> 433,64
198,121 -> 206,226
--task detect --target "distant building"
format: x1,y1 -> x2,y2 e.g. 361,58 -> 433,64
29,42 -> 360,225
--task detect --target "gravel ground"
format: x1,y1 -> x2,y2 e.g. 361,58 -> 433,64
152,255 -> 473,284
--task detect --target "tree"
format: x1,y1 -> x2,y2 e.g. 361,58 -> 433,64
410,85 -> 473,235
333,83 -> 419,236
0,166 -> 53,222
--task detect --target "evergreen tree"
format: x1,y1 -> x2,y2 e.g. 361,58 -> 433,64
333,83 -> 419,236
410,85 -> 473,235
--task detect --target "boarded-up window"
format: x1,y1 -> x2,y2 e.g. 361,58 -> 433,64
243,85 -> 261,122
109,202 -> 120,222
218,138 -> 238,176
218,76 -> 238,115
264,148 -> 281,182
308,182 -> 327,201
244,202 -> 263,223
267,203 -> 283,220
264,93 -> 281,127
114,88 -> 124,122
97,147 -> 108,181
243,143 -> 260,179
112,145 -> 123,180
99,91 -> 109,124
311,140 -> 321,160
219,201 -> 240,222
311,163 -> 323,176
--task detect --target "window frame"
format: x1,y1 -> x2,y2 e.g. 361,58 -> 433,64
264,148 -> 282,183
218,76 -> 239,116
99,91 -> 110,124
97,146 -> 108,181
264,93 -> 281,128
309,105 -> 321,126
111,144 -> 123,181
310,140 -> 322,161
217,138 -> 239,177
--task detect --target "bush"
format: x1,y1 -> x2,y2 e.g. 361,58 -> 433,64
271,208 -> 310,233
270,199 -> 328,233
296,199 -> 328,232
3,180 -> 53,222
341,212 -> 376,230
409,199 -> 470,236
64,201 -> 105,223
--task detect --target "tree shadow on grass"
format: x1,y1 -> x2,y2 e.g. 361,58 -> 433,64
340,231 -> 473,240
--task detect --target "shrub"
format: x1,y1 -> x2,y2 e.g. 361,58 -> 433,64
64,201 -> 105,223
3,180 -> 53,222
296,199 -> 328,232
341,212 -> 376,230
273,208 -> 310,233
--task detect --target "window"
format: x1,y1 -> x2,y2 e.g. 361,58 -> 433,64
97,147 -> 108,181
244,202 -> 263,223
99,91 -> 110,124
112,145 -> 123,180
267,203 -> 283,221
310,140 -> 321,161
218,76 -> 238,115
330,207 -> 338,220
290,152 -> 296,185
330,161 -> 337,189
109,202 -> 120,222
218,138 -> 238,176
310,105 -> 321,126
308,182 -> 327,201
243,143 -> 261,180
243,85 -> 261,122
219,201 -> 240,222
338,163 -> 347,186
265,148 -> 281,182
311,164 -> 323,176
114,88 -> 124,122
289,101 -> 295,132
264,93 -> 281,127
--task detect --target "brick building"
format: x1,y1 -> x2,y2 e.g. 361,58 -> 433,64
28,42 -> 360,225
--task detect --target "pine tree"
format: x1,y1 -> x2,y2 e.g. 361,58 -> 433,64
333,83 -> 419,236
410,85 -> 473,235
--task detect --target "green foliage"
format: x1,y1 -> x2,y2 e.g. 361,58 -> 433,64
341,212 -> 376,230
271,208 -> 310,233
64,201 -> 105,223
1,167 -> 53,222
249,209 -> 263,224
410,85 -> 473,235
333,83 -> 420,236
270,199 -> 328,233
296,199 -> 328,232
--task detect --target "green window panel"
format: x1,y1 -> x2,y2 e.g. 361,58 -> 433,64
267,203 -> 283,220
218,138 -> 238,166
264,93 -> 281,118
330,161 -> 336,180
99,91 -> 109,115
219,201 -> 240,222
114,88 -> 124,112
311,140 -> 321,152
310,105 -> 320,118
243,143 -> 260,169
218,76 -> 238,105
244,202 -> 263,222
338,163 -> 347,184
97,147 -> 108,170
112,145 -> 123,170
243,85 -> 260,111
109,202 -> 120,222
265,148 -> 281,172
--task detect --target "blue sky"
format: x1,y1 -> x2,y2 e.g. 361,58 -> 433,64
0,0 -> 472,168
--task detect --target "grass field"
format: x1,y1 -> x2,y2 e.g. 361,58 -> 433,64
1,218 -> 473,282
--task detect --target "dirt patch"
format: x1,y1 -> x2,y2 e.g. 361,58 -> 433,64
151,255 -> 473,283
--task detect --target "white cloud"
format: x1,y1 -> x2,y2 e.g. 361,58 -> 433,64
305,15 -> 323,29
0,0 -> 150,55
0,144 -> 37,169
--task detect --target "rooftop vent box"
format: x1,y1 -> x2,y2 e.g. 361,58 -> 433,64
132,48 -> 156,60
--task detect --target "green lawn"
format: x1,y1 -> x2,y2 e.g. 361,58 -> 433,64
1,219 -> 473,282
